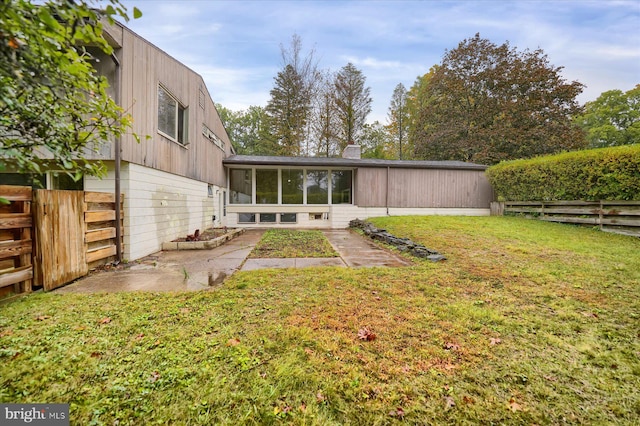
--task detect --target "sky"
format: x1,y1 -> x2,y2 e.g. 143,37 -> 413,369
122,0 -> 640,124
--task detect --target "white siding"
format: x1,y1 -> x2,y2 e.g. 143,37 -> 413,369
86,162 -> 222,261
225,205 -> 489,229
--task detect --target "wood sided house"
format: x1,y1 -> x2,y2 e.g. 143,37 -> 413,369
1,21 -> 494,263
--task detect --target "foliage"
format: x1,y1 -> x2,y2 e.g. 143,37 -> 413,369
387,83 -> 410,159
410,33 -> 586,165
310,70 -> 339,157
486,144 -> 640,201
574,85 -> 640,148
1,216 -> 639,424
265,34 -> 318,156
250,229 -> 338,258
360,121 -> 394,159
0,0 -> 141,179
215,104 -> 272,155
333,62 -> 372,150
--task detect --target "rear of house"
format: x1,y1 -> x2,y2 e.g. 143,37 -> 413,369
222,147 -> 494,229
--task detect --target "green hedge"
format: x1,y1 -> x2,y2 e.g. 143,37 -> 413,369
486,145 -> 640,201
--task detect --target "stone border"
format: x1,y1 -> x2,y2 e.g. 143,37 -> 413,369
162,228 -> 245,251
349,219 -> 446,262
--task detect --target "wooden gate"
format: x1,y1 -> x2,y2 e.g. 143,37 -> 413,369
33,190 -> 88,291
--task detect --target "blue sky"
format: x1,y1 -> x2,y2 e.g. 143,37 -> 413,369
122,0 -> 640,123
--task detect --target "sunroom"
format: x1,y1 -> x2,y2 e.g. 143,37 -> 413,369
223,156 -> 355,227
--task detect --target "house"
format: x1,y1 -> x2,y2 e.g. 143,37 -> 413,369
222,145 -> 494,229
1,19 -> 494,263
2,20 -> 234,261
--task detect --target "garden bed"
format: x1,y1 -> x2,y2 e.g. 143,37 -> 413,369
161,228 -> 245,251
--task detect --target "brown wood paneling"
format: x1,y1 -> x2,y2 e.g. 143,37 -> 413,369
86,228 -> 116,243
0,240 -> 32,258
34,190 -> 88,291
85,210 -> 116,222
86,246 -> 117,263
0,213 -> 32,230
0,185 -> 32,201
85,192 -> 115,203
355,167 -> 494,209
0,266 -> 32,289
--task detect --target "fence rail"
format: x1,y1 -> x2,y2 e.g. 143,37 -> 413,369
0,186 -> 123,296
0,185 -> 33,297
496,200 -> 640,237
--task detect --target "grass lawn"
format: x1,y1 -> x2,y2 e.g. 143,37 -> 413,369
249,229 -> 338,258
1,216 -> 639,425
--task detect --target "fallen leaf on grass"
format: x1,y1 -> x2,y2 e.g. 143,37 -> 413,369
357,327 -> 377,341
180,308 -> 190,314
544,375 -> 557,382
463,395 -> 475,405
443,342 -> 460,351
581,312 -> 599,319
35,315 -> 51,321
148,371 -> 161,383
99,317 -> 111,324
135,333 -> 145,340
508,397 -> 523,412
490,338 -> 502,346
389,407 -> 405,418
316,391 -> 325,403
444,396 -> 456,410
304,347 -> 314,356
227,338 -> 241,346
90,352 -> 101,358
74,326 -> 86,331
0,329 -> 13,337
299,403 -> 306,412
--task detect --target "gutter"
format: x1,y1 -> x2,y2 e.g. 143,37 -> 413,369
110,51 -> 122,263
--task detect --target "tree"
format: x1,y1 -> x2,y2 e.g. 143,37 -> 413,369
360,121 -> 394,159
310,71 -> 339,157
412,34 -> 586,164
216,104 -> 273,155
333,63 -> 372,150
387,83 -> 409,159
574,85 -> 640,148
0,0 -> 141,180
265,34 -> 318,156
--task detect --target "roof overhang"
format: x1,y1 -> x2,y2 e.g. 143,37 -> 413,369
223,155 -> 488,171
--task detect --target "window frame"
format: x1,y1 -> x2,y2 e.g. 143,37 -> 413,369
157,84 -> 189,145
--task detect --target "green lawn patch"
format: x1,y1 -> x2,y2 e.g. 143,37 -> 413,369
1,217 -> 639,424
249,229 -> 338,258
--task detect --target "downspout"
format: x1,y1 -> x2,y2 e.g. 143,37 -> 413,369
111,51 -> 122,263
386,166 -> 390,216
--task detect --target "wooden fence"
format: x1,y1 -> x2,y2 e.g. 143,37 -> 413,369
0,186 -> 123,295
493,200 -> 640,237
0,186 -> 33,298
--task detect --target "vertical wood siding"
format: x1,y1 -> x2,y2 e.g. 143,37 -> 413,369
356,167 -> 494,208
96,24 -> 232,187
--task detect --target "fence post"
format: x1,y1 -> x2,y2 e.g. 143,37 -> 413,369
490,201 -> 505,216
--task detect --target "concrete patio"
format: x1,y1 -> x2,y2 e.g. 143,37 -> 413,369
54,229 -> 411,293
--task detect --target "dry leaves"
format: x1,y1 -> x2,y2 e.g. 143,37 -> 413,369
35,315 -> 51,321
148,371 -> 161,383
443,342 -> 460,351
389,407 -> 405,418
490,338 -> 502,346
508,397 -> 523,412
357,327 -> 377,341
444,396 -> 456,410
316,391 -> 325,403
227,338 -> 241,346
99,317 -> 111,324
581,311 -> 599,319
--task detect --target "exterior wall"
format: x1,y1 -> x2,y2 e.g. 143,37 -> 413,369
90,23 -> 232,188
225,205 -> 490,229
86,162 -> 221,261
356,167 -> 494,208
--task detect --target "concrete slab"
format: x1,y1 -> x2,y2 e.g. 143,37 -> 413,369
322,229 -> 412,268
55,230 -> 264,293
53,228 -> 410,294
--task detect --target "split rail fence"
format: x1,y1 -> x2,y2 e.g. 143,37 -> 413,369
0,186 -> 123,296
491,200 -> 640,237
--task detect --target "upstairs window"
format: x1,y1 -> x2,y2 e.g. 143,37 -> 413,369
158,85 -> 188,145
